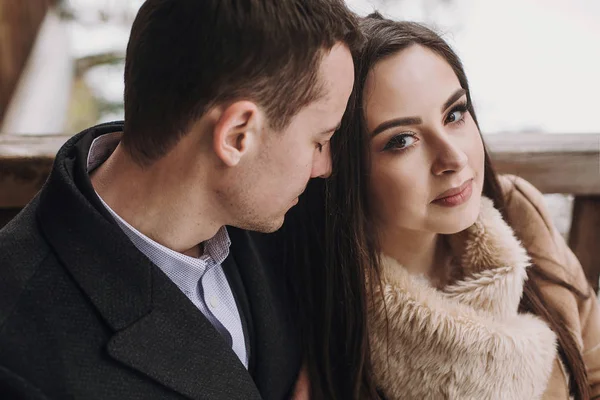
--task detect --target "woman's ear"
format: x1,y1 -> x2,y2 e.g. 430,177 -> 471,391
212,100 -> 261,167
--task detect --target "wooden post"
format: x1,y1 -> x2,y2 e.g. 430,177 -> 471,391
0,0 -> 55,126
569,196 -> 600,293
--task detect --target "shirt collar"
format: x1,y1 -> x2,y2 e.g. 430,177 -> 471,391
87,131 -> 231,266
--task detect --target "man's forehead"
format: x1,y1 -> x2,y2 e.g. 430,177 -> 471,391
310,46 -> 354,99
297,96 -> 343,128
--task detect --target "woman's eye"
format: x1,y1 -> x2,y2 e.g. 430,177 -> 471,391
383,134 -> 417,151
446,109 -> 464,123
445,103 -> 468,124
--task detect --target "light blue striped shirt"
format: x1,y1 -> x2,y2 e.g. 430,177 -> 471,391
87,132 -> 248,368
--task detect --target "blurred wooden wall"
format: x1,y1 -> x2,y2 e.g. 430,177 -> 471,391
0,0 -> 56,125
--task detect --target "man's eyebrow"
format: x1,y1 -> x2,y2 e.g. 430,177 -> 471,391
320,122 -> 341,135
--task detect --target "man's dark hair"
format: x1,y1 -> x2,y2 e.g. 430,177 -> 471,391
122,0 -> 361,164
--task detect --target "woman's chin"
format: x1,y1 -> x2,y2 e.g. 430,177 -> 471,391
431,197 -> 481,235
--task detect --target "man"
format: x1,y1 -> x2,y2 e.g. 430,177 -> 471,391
0,0 -> 358,398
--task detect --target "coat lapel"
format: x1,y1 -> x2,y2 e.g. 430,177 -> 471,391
106,266 -> 261,400
221,254 -> 255,372
36,123 -> 261,400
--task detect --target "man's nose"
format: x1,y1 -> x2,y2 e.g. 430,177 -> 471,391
311,143 -> 333,179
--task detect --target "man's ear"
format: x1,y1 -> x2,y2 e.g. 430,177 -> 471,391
213,101 -> 261,167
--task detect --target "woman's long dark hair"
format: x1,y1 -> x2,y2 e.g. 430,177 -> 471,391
283,13 -> 591,400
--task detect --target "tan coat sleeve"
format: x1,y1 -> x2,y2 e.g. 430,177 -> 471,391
500,174 -> 600,397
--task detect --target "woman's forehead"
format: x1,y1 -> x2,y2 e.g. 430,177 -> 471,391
363,46 -> 461,123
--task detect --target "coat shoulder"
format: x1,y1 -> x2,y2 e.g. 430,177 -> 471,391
498,174 -> 588,292
0,197 -> 51,328
498,174 -> 553,234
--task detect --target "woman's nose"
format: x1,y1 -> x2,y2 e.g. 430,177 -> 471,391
430,133 -> 468,176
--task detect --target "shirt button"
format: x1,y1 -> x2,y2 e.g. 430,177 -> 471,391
209,296 -> 219,309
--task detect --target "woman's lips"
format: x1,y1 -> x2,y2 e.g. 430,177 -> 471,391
432,179 -> 473,207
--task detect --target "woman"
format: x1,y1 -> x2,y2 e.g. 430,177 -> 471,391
289,13 -> 600,400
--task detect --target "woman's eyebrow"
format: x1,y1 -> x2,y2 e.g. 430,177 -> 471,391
371,117 -> 423,137
371,88 -> 467,137
441,88 -> 467,112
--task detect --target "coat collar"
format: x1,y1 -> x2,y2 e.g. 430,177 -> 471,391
36,122 -> 261,399
380,197 -> 530,286
371,197 -> 557,399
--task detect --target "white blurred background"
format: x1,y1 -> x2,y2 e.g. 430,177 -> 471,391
5,0 -> 596,136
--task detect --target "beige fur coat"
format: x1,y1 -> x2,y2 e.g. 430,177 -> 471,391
369,176 -> 600,399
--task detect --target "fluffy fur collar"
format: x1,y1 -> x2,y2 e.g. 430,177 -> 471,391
369,198 -> 558,400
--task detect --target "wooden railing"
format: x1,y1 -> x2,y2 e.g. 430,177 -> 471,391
1,132 -> 600,292
485,133 -> 600,292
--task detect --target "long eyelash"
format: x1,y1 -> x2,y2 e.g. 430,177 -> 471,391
382,133 -> 417,152
447,101 -> 469,125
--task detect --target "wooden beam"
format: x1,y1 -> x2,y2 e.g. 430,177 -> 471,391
0,134 -> 69,207
0,133 -> 69,158
569,196 -> 600,293
1,133 -> 599,208
1,133 -> 600,290
485,133 -> 600,195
